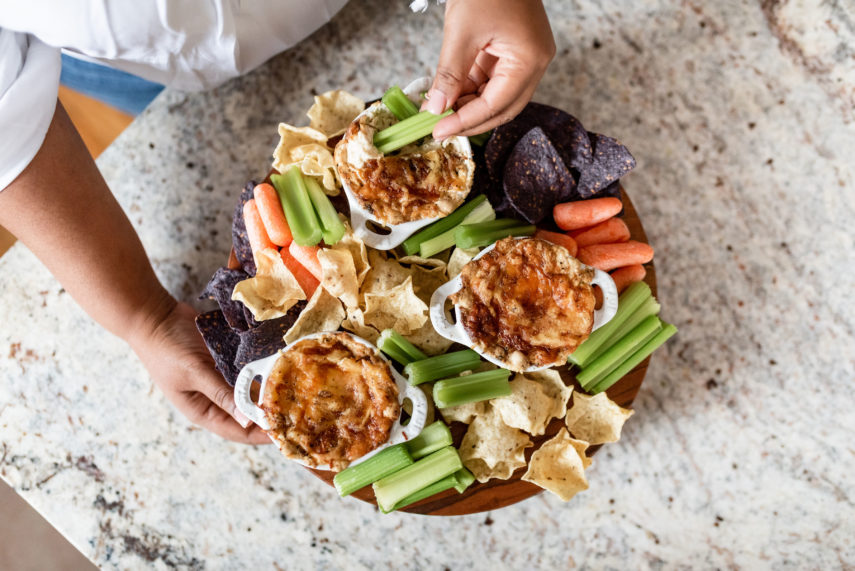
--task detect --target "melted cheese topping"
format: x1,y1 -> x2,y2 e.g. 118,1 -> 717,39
451,238 -> 596,371
261,332 -> 400,471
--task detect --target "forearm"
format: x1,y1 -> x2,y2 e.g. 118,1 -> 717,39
0,101 -> 173,344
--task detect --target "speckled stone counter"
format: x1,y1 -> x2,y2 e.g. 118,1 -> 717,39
2,1 -> 854,568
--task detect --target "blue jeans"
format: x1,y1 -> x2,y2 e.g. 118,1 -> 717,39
60,54 -> 164,116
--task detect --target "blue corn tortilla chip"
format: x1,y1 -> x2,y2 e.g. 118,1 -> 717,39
196,310 -> 241,386
485,102 -> 592,180
471,142 -> 512,216
200,267 -> 250,331
232,180 -> 257,276
233,301 -> 307,372
577,133 -> 636,198
503,127 -> 577,224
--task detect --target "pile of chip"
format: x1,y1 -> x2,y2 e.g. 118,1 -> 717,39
476,102 -> 636,225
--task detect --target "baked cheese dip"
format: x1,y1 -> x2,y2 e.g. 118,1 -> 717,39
334,101 -> 475,225
451,237 -> 596,371
261,332 -> 400,471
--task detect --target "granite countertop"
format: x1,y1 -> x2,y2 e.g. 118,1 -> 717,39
2,1 -> 854,568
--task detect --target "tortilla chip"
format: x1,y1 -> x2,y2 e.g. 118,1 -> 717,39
527,369 -> 573,420
407,264 -> 448,305
307,90 -> 365,137
232,181 -> 257,275
576,133 -> 636,198
491,373 -> 559,436
464,457 -> 520,484
447,247 -> 479,279
522,428 -> 591,501
363,276 -> 428,335
200,267 -> 250,331
341,308 -> 381,345
317,247 -> 360,310
232,248 -> 305,321
401,318 -> 454,356
272,124 -> 327,169
283,286 -> 345,344
195,310 -> 240,386
361,250 -> 412,296
234,301 -> 306,371
335,229 -> 370,287
565,392 -> 634,445
438,399 -> 488,425
459,409 -> 531,472
290,143 -> 339,194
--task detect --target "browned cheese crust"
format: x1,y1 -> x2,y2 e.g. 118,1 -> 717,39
261,332 -> 400,471
451,237 -> 596,371
334,105 -> 473,225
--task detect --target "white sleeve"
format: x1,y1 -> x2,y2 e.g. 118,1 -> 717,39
0,29 -> 60,192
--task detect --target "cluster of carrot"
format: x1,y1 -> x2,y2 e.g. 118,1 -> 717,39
533,197 -> 653,293
242,182 -> 323,298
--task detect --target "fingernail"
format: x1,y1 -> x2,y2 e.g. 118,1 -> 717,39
425,90 -> 447,115
233,409 -> 252,429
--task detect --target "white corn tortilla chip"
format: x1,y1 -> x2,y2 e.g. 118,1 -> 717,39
340,308 -> 381,345
283,286 -> 345,344
307,90 -> 365,137
317,247 -> 360,310
232,248 -> 305,321
459,409 -> 531,472
528,369 -> 574,420
522,428 -> 591,501
363,276 -> 428,335
447,247 -> 480,279
439,399 -> 488,425
491,374 -> 560,436
565,392 -> 634,445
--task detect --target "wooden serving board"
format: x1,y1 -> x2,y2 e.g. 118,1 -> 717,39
307,186 -> 657,515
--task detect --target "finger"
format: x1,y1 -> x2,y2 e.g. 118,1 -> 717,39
433,68 -> 533,139
183,392 -> 271,444
423,21 -> 481,115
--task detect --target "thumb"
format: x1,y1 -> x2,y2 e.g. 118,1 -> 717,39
424,23 -> 480,114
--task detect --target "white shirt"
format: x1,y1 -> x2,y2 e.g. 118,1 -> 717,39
0,0 -> 349,191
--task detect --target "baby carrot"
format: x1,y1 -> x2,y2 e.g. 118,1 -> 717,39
288,242 -> 323,282
610,264 -> 647,293
553,197 -> 623,231
253,183 -> 293,246
243,199 -> 276,256
280,248 -> 319,298
572,218 -> 630,248
534,229 -> 578,257
577,241 -> 654,271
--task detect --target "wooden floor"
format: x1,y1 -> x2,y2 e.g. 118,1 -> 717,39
0,87 -> 131,571
0,86 -> 132,257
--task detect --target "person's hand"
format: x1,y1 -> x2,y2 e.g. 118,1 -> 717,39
129,298 -> 270,444
423,0 -> 555,139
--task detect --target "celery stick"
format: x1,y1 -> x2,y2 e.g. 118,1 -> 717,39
586,296 -> 661,364
382,86 -> 419,120
404,349 -> 481,386
406,421 -> 453,460
568,281 -> 652,368
374,110 -> 453,154
433,369 -> 512,408
270,168 -> 323,246
384,474 -> 457,513
378,329 -> 428,366
589,322 -> 678,394
401,195 -> 487,256
454,220 -> 535,250
304,175 -> 345,245
576,316 -> 662,389
373,447 -> 463,512
419,199 -> 496,257
468,130 -> 492,147
333,444 -> 413,497
453,468 -> 476,493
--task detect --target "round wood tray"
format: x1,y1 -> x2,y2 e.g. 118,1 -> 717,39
307,185 -> 656,515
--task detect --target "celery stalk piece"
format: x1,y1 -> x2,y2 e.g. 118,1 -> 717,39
468,130 -> 493,147
419,199 -> 496,258
383,474 -> 457,513
401,195 -> 487,256
404,349 -> 481,386
576,315 -> 662,390
405,421 -> 453,460
333,444 -> 414,497
373,446 -> 463,512
586,296 -> 661,364
590,322 -> 678,394
270,168 -> 323,246
374,110 -> 453,154
454,220 -> 536,250
452,467 -> 476,493
568,281 -> 652,368
433,369 -> 512,408
304,175 -> 346,245
382,86 -> 419,121
377,329 -> 428,366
